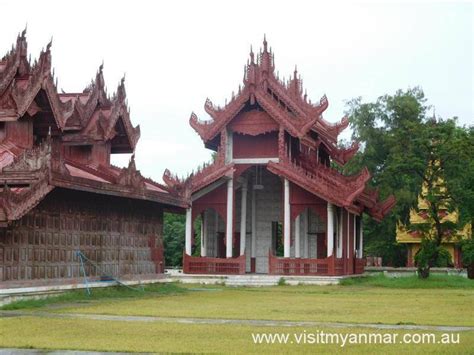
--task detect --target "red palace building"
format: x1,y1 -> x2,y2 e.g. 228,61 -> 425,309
0,30 -> 185,285
164,37 -> 395,276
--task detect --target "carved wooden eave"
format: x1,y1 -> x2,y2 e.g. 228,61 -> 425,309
367,195 -> 397,222
0,138 -> 54,222
163,159 -> 234,202
0,152 -> 187,224
267,158 -> 370,208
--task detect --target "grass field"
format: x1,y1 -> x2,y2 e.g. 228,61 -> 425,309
1,275 -> 473,353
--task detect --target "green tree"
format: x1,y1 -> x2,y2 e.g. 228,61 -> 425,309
345,88 -> 472,276
163,213 -> 185,267
344,87 -> 428,266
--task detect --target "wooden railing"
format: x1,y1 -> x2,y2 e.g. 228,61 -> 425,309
183,253 -> 246,275
355,258 -> 366,274
268,251 -> 345,276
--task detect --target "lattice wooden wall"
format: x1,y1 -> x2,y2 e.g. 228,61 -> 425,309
0,188 -> 164,282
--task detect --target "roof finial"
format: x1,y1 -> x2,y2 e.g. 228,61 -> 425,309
263,34 -> 268,52
22,24 -> 27,37
294,65 -> 298,80
46,36 -> 53,51
249,45 -> 254,64
99,60 -> 104,72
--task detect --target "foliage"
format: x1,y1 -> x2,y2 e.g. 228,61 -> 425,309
345,87 -> 473,275
460,238 -> 474,266
460,238 -> 474,279
163,212 -> 185,267
414,239 -> 452,277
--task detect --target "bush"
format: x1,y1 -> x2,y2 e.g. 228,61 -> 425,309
414,239 -> 452,278
460,238 -> 474,279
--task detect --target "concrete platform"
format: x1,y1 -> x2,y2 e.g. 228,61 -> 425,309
167,272 -> 353,286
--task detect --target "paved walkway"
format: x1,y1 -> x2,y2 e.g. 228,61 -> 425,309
2,310 -> 473,332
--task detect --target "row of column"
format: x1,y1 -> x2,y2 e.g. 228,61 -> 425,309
185,177 -> 364,259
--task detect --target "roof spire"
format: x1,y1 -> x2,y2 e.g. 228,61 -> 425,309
263,34 -> 268,52
46,36 -> 53,52
294,65 -> 298,80
249,45 -> 254,64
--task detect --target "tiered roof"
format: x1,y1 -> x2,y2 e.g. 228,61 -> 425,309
0,30 -> 185,225
166,37 -> 395,220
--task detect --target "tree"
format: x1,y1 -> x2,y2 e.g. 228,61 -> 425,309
163,213 -> 185,267
345,88 -> 472,276
344,87 -> 428,266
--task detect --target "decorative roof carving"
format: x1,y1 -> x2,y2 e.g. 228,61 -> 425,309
0,31 -> 186,223
188,37 -> 345,146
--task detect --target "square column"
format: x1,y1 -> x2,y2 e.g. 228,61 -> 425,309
295,214 -> 301,258
185,207 -> 192,256
327,203 -> 334,257
302,209 -> 308,258
226,178 -> 234,258
337,208 -> 343,258
201,211 -> 207,257
283,178 -> 291,258
358,217 -> 364,258
239,180 -> 248,256
251,188 -> 256,258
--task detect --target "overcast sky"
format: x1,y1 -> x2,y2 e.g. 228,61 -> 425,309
1,0 -> 472,182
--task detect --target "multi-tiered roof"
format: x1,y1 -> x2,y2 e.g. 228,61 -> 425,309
0,30 -> 185,225
164,37 -> 395,220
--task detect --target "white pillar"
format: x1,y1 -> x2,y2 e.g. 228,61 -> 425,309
295,214 -> 301,258
337,208 -> 343,258
347,211 -> 350,258
251,188 -> 256,258
226,178 -> 234,258
358,217 -> 364,258
185,207 -> 192,256
201,211 -> 207,257
303,209 -> 308,258
214,209 -> 219,257
327,203 -> 334,257
283,178 -> 291,258
353,214 -> 357,255
240,180 -> 248,256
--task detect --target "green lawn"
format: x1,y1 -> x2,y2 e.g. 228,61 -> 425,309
1,276 -> 473,353
52,283 -> 474,327
1,317 -> 472,354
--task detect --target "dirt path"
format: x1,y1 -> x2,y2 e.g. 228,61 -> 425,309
1,310 -> 473,332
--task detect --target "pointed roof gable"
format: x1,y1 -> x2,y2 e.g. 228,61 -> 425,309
0,30 -> 140,152
189,36 -> 351,154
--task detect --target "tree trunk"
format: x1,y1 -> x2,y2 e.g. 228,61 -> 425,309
418,266 -> 430,279
467,263 -> 474,280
